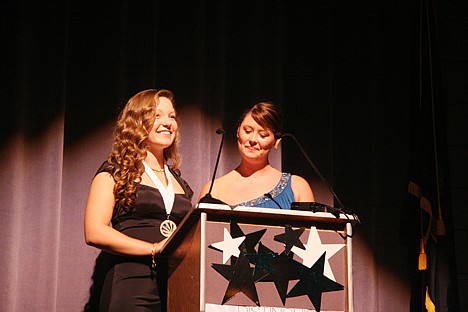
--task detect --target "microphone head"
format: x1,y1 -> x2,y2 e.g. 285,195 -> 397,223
216,128 -> 225,134
274,133 -> 283,139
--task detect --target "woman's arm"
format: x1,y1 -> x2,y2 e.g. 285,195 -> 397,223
197,180 -> 213,202
84,172 -> 167,256
291,175 -> 315,202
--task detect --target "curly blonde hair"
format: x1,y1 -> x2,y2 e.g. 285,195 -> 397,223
107,89 -> 181,211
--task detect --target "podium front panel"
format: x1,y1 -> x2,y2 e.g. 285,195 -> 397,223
165,204 -> 355,312
204,221 -> 347,311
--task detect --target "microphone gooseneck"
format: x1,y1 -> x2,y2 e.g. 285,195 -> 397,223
199,128 -> 227,204
278,132 -> 344,210
264,193 -> 283,209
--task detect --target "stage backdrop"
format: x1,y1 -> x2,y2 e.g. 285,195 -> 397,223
1,1 -> 462,311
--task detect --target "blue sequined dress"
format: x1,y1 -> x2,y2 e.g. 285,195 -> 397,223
237,173 -> 294,209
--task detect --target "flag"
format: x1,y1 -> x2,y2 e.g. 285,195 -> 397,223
401,1 -> 460,311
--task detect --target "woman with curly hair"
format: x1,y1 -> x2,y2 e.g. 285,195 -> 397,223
84,89 -> 193,311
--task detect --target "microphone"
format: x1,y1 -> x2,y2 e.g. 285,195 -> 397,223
199,128 -> 227,204
290,202 -> 341,218
264,192 -> 283,209
276,132 -> 347,216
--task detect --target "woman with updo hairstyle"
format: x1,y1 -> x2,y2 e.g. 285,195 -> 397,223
199,101 -> 314,208
84,89 -> 193,311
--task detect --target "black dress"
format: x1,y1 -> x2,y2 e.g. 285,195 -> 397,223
95,162 -> 193,312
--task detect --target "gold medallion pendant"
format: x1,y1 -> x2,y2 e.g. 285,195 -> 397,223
160,219 -> 177,237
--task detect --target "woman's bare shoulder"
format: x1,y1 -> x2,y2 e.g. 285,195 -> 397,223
290,174 -> 315,202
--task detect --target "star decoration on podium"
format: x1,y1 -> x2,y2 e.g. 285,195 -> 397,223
257,250 -> 300,305
245,241 -> 277,276
228,220 -> 266,255
291,226 -> 345,280
212,252 -> 267,306
287,252 -> 344,311
209,228 -> 245,263
273,224 -> 306,255
210,221 -> 345,310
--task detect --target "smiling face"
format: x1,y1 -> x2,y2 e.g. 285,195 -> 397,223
146,96 -> 178,150
237,112 -> 277,161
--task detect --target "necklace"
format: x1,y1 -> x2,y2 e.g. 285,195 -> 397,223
143,161 -> 177,237
151,168 -> 165,173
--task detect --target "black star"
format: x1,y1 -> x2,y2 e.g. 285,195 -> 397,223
245,241 -> 278,276
230,220 -> 266,255
273,224 -> 305,255
287,252 -> 344,312
212,262 -> 236,281
229,220 -> 244,238
258,251 -> 300,305
212,252 -> 266,306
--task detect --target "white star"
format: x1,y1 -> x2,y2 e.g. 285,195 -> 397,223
210,228 -> 246,264
291,226 -> 345,281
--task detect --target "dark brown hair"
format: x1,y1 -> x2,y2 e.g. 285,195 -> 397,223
238,101 -> 283,134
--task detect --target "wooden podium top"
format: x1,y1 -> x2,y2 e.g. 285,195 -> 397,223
162,203 -> 358,255
195,202 -> 358,229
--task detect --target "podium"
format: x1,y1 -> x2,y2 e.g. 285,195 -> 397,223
160,203 -> 358,312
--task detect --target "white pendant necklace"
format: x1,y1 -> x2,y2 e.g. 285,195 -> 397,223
143,161 -> 177,237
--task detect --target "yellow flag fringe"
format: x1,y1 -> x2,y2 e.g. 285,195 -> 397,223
418,239 -> 427,270
425,286 -> 436,312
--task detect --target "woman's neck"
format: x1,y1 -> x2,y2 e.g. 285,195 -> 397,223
236,160 -> 272,177
145,151 -> 165,170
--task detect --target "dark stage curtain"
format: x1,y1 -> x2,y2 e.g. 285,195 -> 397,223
1,1 -> 461,311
